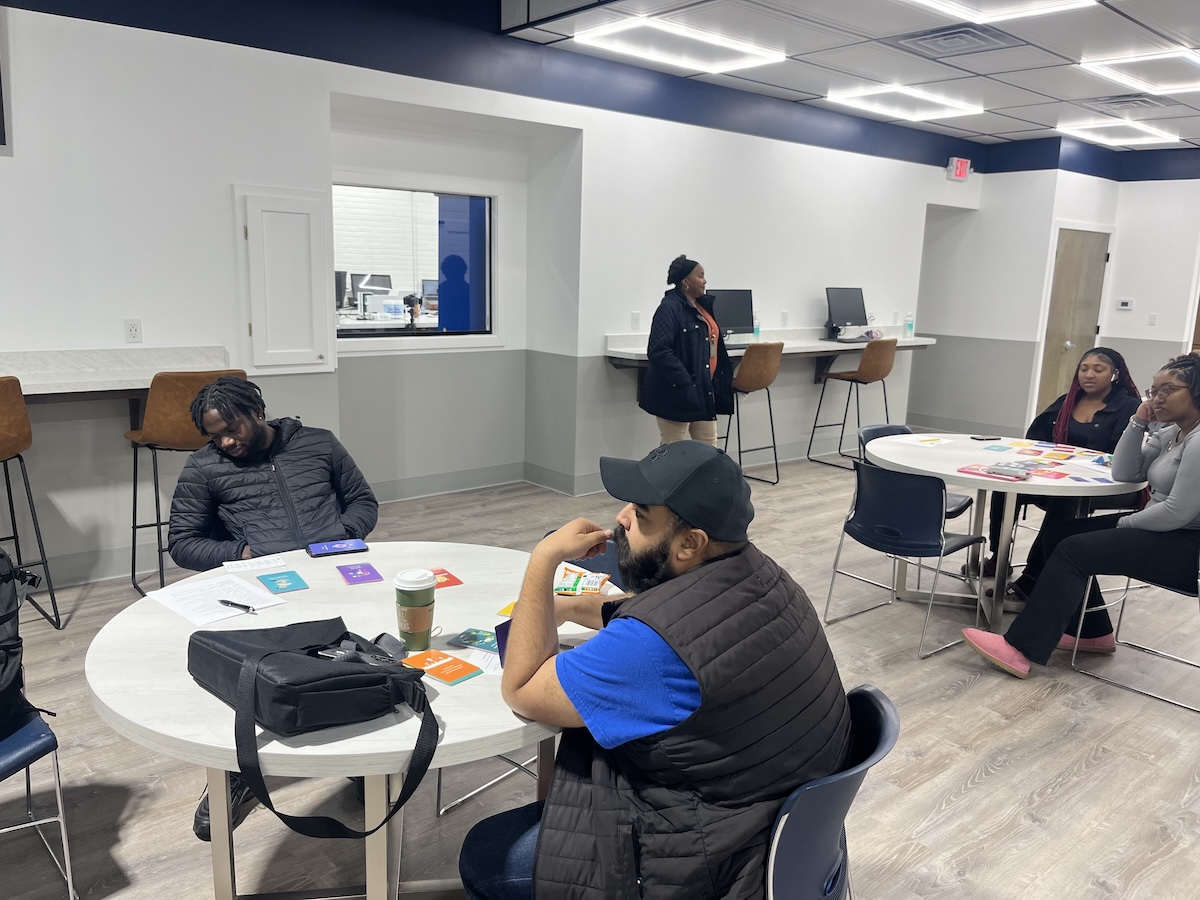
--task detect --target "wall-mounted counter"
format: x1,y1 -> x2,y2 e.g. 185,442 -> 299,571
605,329 -> 935,383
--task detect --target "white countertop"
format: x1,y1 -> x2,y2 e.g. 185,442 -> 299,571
604,328 -> 935,361
1,347 -> 230,395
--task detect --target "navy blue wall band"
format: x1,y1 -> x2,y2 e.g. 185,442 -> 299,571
6,1 -> 1199,181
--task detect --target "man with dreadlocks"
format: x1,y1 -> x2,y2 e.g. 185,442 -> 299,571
168,376 -> 378,572
964,352 -> 1200,679
168,375 -> 378,838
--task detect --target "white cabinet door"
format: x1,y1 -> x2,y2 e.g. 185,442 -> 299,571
244,192 -> 334,370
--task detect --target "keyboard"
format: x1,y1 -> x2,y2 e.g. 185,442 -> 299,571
835,335 -> 871,343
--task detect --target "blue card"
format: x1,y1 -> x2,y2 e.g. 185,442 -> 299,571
256,570 -> 309,593
985,444 -> 1009,452
1069,476 -> 1091,483
1093,477 -> 1114,484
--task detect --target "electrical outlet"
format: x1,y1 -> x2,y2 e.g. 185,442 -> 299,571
631,311 -> 641,330
1149,313 -> 1158,326
780,310 -> 788,328
124,318 -> 142,343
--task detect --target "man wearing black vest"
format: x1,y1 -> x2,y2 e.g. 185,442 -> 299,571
459,441 -> 853,900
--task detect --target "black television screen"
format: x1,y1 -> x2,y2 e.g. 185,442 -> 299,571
352,273 -> 392,292
335,270 -> 347,307
709,289 -> 754,336
825,287 -> 869,328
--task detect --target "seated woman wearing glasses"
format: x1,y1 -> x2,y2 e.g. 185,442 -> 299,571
963,353 -> 1200,679
975,347 -> 1142,582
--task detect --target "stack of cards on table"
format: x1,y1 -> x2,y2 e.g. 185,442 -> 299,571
403,649 -> 482,685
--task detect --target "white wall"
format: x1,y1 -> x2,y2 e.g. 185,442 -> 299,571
331,185 -> 439,295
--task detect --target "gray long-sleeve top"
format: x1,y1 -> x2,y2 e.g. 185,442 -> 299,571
1112,417 -> 1200,531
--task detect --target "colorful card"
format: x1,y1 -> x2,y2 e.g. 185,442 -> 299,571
1017,448 -> 1042,456
1030,468 -> 1068,479
256,570 -> 309,593
1069,476 -> 1091,483
1042,451 -> 1074,460
985,444 -> 1010,452
1009,440 -> 1034,448
403,649 -> 483,685
1093,476 -> 1114,483
431,567 -> 463,588
337,563 -> 383,584
957,464 -> 1028,482
448,628 -> 499,652
496,600 -> 516,617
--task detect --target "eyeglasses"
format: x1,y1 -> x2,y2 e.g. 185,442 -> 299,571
1145,384 -> 1186,401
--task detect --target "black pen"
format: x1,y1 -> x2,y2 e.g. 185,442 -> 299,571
219,599 -> 257,614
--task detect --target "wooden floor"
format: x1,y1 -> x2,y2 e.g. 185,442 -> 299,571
4,457 -> 1200,899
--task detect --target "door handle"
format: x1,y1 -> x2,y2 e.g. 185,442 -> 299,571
1063,340 -> 1074,350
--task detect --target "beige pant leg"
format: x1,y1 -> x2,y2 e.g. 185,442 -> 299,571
656,417 -> 691,445
688,419 -> 718,447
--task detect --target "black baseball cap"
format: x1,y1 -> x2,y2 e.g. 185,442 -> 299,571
599,441 -> 754,541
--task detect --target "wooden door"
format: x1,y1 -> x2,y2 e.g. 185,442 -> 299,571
1036,229 -> 1110,412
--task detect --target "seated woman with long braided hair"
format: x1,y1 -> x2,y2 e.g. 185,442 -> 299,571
963,352 -> 1200,678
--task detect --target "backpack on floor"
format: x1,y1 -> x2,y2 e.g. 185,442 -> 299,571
0,547 -> 39,731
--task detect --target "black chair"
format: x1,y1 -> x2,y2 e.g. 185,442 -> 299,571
766,684 -> 900,900
825,462 -> 984,658
1070,546 -> 1200,713
857,424 -> 972,520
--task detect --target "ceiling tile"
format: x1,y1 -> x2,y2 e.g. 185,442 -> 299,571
1075,93 -> 1196,120
992,63 -> 1144,100
988,100 -> 1103,127
561,38 -> 705,76
999,4 -> 1177,61
801,96 -> 901,121
896,119 -> 985,138
660,0 -> 862,56
692,72 -> 819,100
940,43 -> 1070,75
752,0 -> 952,39
1108,0 -> 1200,48
801,41 -> 972,85
1136,116 -> 1200,140
912,75 -> 1050,108
965,134 -> 1010,143
518,6 -> 630,36
734,58 -> 884,96
994,126 -> 1070,140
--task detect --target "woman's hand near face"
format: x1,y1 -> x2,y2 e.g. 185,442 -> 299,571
1135,397 -> 1154,421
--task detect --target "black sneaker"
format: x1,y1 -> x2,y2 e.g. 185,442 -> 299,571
193,773 -> 260,842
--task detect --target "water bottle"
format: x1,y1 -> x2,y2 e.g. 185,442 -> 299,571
753,314 -> 761,340
904,310 -> 915,339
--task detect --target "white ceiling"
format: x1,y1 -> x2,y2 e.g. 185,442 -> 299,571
503,0 -> 1200,150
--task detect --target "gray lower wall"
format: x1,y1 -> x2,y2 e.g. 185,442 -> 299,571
523,350 -> 579,495
1096,336 -> 1191,388
908,334 -> 1035,435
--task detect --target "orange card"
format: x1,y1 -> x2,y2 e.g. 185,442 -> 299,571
403,649 -> 482,685
431,567 -> 463,588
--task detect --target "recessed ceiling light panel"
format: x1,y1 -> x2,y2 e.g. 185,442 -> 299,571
897,0 -> 1096,25
1079,50 -> 1200,96
1056,119 -> 1180,146
574,17 -> 785,74
826,85 -> 983,121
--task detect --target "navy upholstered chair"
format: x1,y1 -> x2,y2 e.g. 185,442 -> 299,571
0,708 -> 77,898
857,424 -> 972,520
766,684 -> 900,900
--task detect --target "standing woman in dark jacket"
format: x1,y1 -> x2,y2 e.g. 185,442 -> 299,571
980,347 -> 1142,581
638,255 -> 734,447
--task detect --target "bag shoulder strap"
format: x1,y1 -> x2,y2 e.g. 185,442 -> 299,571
233,647 -> 437,840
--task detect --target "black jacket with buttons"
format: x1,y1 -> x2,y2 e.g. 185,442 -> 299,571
168,417 -> 379,571
1027,389 -> 1141,449
639,289 -> 734,422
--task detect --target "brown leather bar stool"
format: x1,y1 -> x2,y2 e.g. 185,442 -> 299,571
0,376 -> 62,629
125,369 -> 246,596
806,339 -> 896,470
721,342 -> 784,484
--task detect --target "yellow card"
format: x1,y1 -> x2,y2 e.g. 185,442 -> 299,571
496,600 -> 516,617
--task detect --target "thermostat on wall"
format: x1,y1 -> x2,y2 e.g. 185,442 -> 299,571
1116,298 -> 1134,311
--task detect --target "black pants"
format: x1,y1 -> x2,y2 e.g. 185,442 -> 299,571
1004,514 -> 1200,665
988,494 -> 1080,564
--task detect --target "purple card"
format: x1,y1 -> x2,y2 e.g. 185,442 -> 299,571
337,563 -> 384,585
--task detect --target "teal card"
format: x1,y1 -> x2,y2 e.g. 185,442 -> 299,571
256,570 -> 309,594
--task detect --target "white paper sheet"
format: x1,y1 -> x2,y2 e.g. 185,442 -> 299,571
466,649 -> 503,677
222,555 -> 289,572
148,574 -> 285,625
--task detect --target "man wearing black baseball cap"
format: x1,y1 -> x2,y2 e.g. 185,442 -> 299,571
460,442 -> 852,900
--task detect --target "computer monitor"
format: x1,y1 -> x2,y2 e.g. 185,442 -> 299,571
352,273 -> 392,294
421,278 -> 439,296
335,271 -> 347,308
825,287 -> 869,339
709,289 -> 755,337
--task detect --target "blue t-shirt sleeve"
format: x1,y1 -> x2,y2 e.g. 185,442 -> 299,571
555,618 -> 701,750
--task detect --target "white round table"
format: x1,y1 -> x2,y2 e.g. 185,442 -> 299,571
86,542 -> 577,900
864,434 -> 1144,625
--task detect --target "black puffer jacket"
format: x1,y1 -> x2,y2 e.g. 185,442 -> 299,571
639,289 -> 734,422
168,417 -> 378,571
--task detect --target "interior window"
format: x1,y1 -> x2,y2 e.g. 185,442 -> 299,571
333,185 -> 491,338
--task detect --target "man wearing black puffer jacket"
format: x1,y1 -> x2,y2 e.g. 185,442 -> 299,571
167,375 -> 379,841
169,377 -> 378,571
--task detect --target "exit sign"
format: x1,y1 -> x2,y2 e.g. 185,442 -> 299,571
947,157 -> 971,182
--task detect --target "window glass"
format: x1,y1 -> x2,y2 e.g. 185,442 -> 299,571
333,185 -> 491,337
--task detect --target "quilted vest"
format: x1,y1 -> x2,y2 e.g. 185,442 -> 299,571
534,543 -> 852,899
